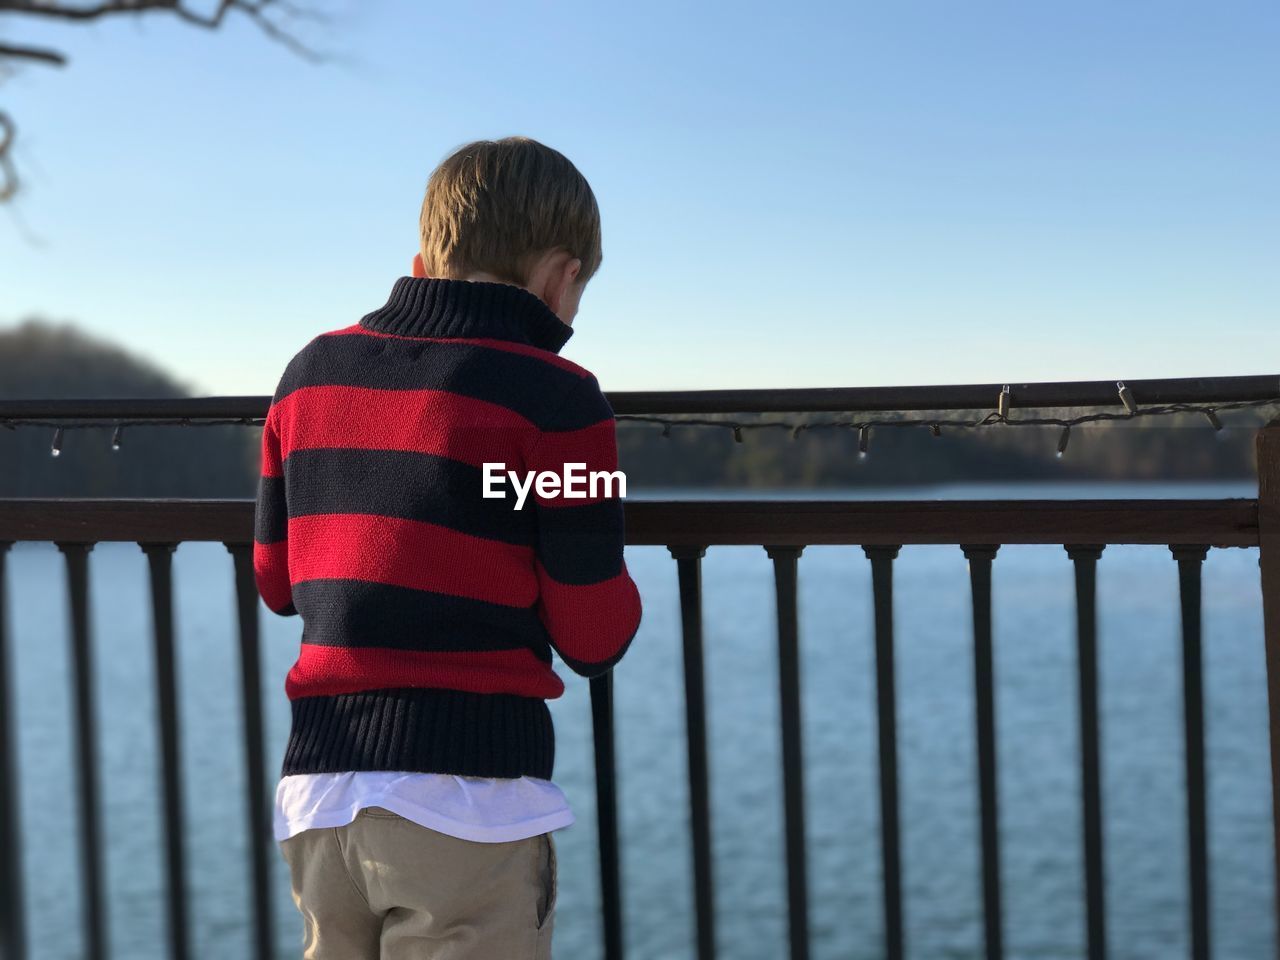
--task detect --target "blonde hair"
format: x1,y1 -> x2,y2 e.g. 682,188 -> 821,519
419,136 -> 603,288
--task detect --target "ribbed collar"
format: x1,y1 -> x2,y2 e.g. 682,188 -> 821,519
358,276 -> 574,354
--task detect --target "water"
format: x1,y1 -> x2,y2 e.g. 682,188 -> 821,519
5,482 -> 1273,959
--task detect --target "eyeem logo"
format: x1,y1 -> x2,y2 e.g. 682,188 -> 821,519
483,463 -> 627,510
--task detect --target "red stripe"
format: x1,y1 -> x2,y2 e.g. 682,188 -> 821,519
285,643 -> 566,700
253,540 -> 292,612
326,323 -> 591,377
273,385 -> 536,470
535,563 -> 642,665
288,513 -> 536,607
260,417 -> 283,478
528,418 -> 620,506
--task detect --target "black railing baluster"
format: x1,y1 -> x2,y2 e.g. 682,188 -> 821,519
962,544 -> 1003,960
225,543 -> 273,960
142,543 -> 188,960
670,545 -> 716,960
590,671 -> 623,960
55,541 -> 107,960
0,541 -> 25,960
765,544 -> 809,960
1256,421 -> 1280,952
1067,545 -> 1108,960
864,545 -> 904,960
1172,544 -> 1211,960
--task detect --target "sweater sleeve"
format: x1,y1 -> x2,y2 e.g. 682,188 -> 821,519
526,373 -> 642,677
253,405 -> 298,617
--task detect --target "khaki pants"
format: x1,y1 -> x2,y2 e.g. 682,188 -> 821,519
279,806 -> 557,959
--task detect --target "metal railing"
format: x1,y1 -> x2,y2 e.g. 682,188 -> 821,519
1,375 -> 1279,960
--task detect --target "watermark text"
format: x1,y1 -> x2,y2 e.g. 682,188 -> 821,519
482,462 -> 627,510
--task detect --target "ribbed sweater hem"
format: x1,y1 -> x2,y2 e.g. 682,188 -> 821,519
281,687 -> 555,780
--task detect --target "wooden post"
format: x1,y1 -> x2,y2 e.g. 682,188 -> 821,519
1256,418 -> 1280,958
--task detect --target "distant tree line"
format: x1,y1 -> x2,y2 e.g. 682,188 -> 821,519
615,405 -> 1264,489
0,319 -> 259,497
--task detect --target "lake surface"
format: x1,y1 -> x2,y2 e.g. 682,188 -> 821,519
4,481 -> 1273,959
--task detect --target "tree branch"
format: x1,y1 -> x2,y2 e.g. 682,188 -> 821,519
0,1 -> 324,61
0,111 -> 17,201
0,42 -> 67,65
0,1 -> 202,20
0,0 -> 325,202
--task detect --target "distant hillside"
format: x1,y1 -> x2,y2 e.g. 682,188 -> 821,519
0,319 -> 258,497
0,317 -> 1272,497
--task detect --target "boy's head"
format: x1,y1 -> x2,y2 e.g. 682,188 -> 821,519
413,136 -> 602,327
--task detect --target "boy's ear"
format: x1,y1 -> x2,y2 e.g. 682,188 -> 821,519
546,255 -> 582,315
411,252 -> 428,278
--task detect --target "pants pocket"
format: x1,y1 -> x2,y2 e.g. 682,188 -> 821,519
356,805 -> 403,820
534,833 -> 558,931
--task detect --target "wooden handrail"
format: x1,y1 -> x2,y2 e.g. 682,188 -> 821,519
0,496 -> 1259,547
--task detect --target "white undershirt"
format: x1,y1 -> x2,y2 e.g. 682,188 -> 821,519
274,771 -> 576,843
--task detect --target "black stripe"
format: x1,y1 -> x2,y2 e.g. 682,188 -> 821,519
536,499 -> 625,584
254,475 -> 287,544
276,333 -> 609,432
282,448 -> 536,546
293,578 -> 552,660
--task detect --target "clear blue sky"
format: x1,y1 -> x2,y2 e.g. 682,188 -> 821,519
2,0 -> 1276,396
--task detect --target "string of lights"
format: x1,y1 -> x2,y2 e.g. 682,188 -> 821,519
618,396 -> 1280,458
3,382 -> 1279,460
0,417 -> 263,457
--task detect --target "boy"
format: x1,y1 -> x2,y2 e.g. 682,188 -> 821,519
253,136 -> 643,959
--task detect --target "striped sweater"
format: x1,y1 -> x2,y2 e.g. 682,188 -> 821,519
253,276 -> 643,780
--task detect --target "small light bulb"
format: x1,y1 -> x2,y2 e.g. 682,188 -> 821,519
1117,381 -> 1137,416
997,385 -> 1012,419
858,425 -> 870,457
51,427 -> 64,457
1056,425 -> 1071,458
111,425 -> 124,451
